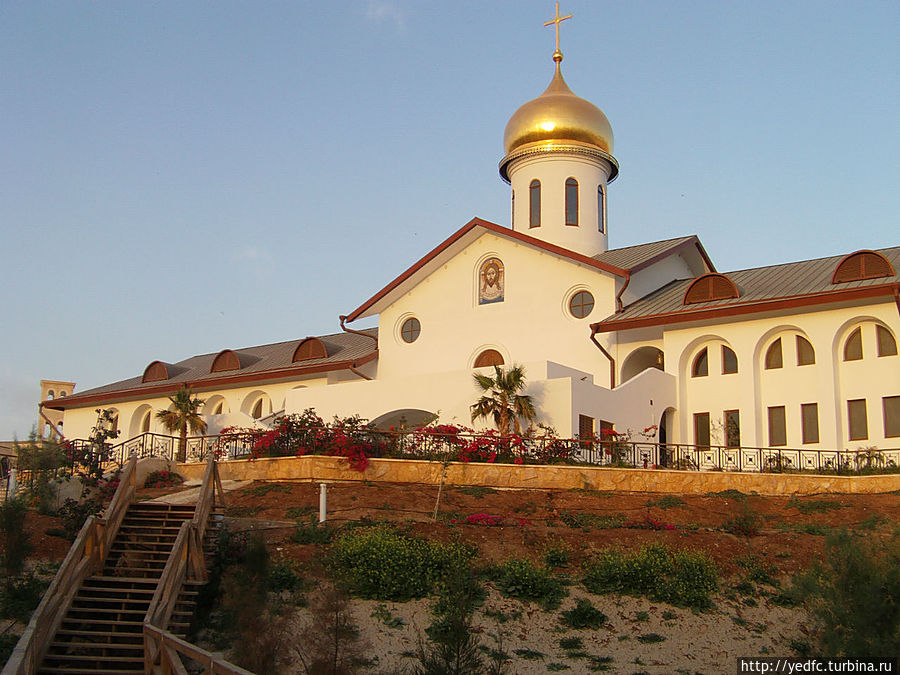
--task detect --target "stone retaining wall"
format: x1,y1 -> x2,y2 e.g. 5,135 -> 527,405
177,455 -> 900,496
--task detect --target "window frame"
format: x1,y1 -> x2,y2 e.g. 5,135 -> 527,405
691,348 -> 709,377
724,409 -> 741,448
767,406 -> 787,447
722,345 -> 738,374
847,398 -> 868,441
400,317 -> 421,344
529,179 -> 541,228
843,327 -> 863,361
597,185 -> 606,233
883,396 -> 900,438
801,403 -> 819,444
568,290 -> 595,319
565,178 -> 579,226
694,412 -> 711,448
877,325 -> 898,357
764,338 -> 783,370
796,335 -> 816,366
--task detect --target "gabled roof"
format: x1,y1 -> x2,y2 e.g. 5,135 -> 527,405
345,218 -> 708,322
44,329 -> 378,410
593,235 -> 715,274
592,246 -> 900,333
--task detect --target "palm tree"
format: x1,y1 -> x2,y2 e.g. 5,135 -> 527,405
156,385 -> 207,462
470,364 -> 536,436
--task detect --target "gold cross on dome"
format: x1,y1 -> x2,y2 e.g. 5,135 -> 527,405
543,2 -> 573,62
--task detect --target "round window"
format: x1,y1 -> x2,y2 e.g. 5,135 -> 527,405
569,290 -> 595,319
401,317 -> 421,343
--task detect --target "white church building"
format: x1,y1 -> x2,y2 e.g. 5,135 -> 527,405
44,37 -> 900,461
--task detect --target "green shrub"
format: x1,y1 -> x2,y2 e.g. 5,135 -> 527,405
582,543 -> 717,610
1,498 -> 32,581
292,516 -> 333,545
542,539 -> 571,568
490,558 -> 567,610
559,511 -> 625,529
560,598 -> 607,629
793,530 -> 900,657
787,497 -> 844,514
0,572 -> 49,622
57,498 -> 101,541
330,526 -> 475,601
284,505 -> 317,519
267,559 -> 303,592
721,503 -> 762,537
637,633 -> 666,644
645,495 -> 685,510
1,633 -> 21,667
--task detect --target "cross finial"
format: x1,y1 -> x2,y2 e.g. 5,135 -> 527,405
543,2 -> 573,63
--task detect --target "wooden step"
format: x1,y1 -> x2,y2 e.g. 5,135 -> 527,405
55,629 -> 144,644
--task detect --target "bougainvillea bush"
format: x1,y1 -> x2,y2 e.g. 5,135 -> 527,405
403,423 -> 578,465
217,409 -> 388,472
143,470 -> 184,489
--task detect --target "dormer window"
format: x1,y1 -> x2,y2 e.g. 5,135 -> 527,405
474,349 -> 504,368
832,250 -> 894,284
210,349 -> 241,373
142,361 -> 170,382
683,273 -> 740,305
565,178 -> 578,226
529,180 -> 541,228
292,337 -> 329,362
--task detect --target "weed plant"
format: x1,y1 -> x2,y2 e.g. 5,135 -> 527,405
559,598 -> 607,629
582,543 -> 717,610
489,558 -> 568,610
330,526 -> 475,601
542,539 -> 572,567
457,486 -> 498,498
559,511 -> 625,529
787,497 -> 844,514
792,529 -> 900,657
292,516 -> 333,545
721,502 -> 762,536
646,495 -> 685,510
240,482 -> 292,497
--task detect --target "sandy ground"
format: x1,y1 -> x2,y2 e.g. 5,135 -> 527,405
286,586 -> 808,674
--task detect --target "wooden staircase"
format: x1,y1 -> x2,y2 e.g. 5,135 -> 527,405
37,502 -> 219,675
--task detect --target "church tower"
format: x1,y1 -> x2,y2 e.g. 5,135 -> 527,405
500,5 -> 618,258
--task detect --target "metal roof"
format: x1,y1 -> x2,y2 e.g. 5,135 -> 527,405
593,235 -> 701,271
594,246 -> 900,330
53,328 -> 378,405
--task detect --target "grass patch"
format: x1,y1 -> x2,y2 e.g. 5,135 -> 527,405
240,482 -> 292,497
559,598 -> 607,629
483,606 -> 522,623
558,636 -> 584,651
582,543 -> 718,610
706,489 -> 747,501
662,609 -> 678,620
457,486 -> 498,498
634,610 -> 650,622
513,648 -> 544,660
224,505 -> 262,518
637,633 -> 666,644
490,558 -> 568,610
588,655 -> 614,671
734,554 -> 779,586
547,664 -> 571,672
646,495 -> 685,510
721,503 -> 762,536
284,505 -> 317,519
559,511 -> 625,529
787,497 -> 844,514
330,526 -> 475,601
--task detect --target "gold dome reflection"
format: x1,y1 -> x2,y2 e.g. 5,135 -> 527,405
503,64 -> 614,156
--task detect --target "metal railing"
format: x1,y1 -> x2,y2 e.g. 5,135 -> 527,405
57,428 -> 900,476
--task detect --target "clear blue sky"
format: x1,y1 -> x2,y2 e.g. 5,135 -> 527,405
2,1 -> 898,439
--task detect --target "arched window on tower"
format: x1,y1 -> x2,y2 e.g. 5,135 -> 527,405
597,185 -> 606,233
565,178 -> 578,226
511,190 -> 515,228
529,180 -> 541,228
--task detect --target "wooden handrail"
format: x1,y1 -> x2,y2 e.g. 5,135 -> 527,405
2,455 -> 138,675
144,624 -> 253,675
144,455 -> 243,675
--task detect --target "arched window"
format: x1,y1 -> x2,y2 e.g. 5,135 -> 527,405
565,178 -> 578,226
141,410 -> 151,433
511,190 -> 515,228
765,338 -> 783,369
529,180 -> 541,228
597,185 -> 606,233
142,361 -> 170,383
843,327 -> 863,361
252,399 -> 264,420
47,391 -> 55,400
722,346 -> 738,374
214,401 -> 223,415
877,325 -> 898,357
796,335 -> 816,365
691,348 -> 708,377
60,391 -> 67,398
474,349 -> 504,368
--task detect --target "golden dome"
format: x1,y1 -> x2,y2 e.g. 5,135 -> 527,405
502,63 -> 614,157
